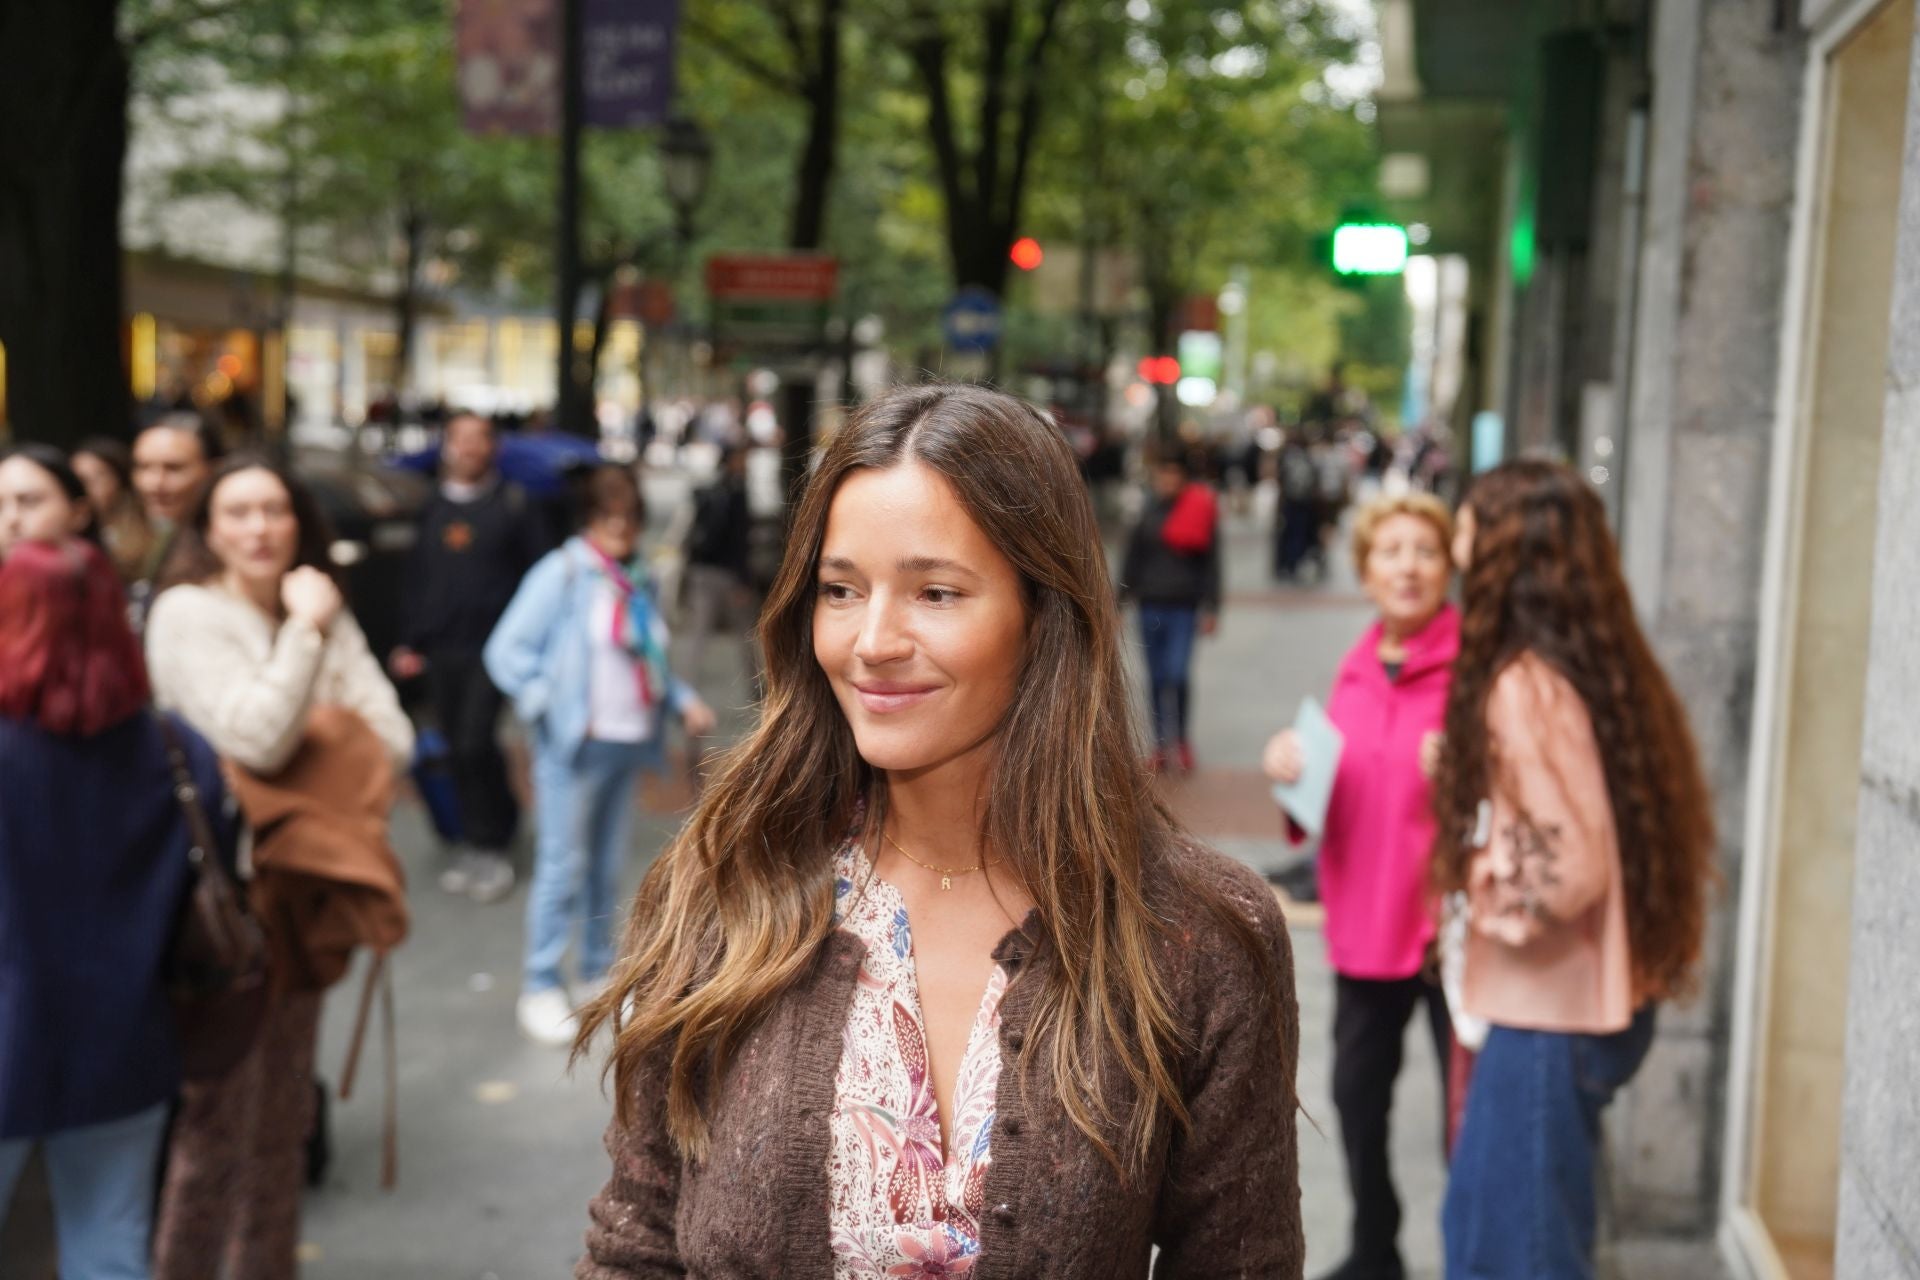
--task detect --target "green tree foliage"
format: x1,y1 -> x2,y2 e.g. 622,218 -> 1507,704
1037,1 -> 1376,369
131,0 -> 568,390
110,0 -> 1394,413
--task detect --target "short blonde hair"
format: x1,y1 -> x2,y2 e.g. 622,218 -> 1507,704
1351,491 -> 1455,571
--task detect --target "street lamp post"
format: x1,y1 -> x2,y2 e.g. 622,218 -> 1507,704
660,116 -> 713,253
651,116 -> 711,411
555,0 -> 587,435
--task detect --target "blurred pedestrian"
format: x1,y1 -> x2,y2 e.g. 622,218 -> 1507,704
1262,492 -> 1458,1280
131,413 -> 223,534
1118,450 -> 1221,773
389,412 -> 544,904
1312,430 -> 1354,551
130,413 -> 224,624
678,443 -> 756,686
146,456 -> 413,1280
0,445 -> 96,560
485,464 -> 718,1047
571,382 -> 1301,1278
1433,461 -> 1715,1279
0,539 -> 229,1280
1275,427 -> 1321,580
72,437 -> 157,584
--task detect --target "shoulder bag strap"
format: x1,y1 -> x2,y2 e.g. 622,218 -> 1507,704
155,712 -> 225,878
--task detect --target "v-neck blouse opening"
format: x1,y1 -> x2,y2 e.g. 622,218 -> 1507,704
828,840 -> 1011,1277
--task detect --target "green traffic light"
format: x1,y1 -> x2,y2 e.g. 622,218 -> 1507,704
1331,223 -> 1409,276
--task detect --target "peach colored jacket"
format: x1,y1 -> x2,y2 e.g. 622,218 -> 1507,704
1462,654 -> 1635,1035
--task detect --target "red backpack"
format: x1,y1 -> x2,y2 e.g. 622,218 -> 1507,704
1160,482 -> 1218,554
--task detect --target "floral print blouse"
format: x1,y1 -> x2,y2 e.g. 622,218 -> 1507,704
828,840 -> 1010,1278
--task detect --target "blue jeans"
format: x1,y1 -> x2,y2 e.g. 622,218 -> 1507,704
0,1102 -> 170,1280
1442,1006 -> 1658,1279
525,737 -> 656,994
1137,603 -> 1199,748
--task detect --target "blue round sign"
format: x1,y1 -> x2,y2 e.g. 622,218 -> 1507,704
943,287 -> 1003,353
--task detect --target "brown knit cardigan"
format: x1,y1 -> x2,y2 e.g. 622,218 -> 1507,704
577,846 -> 1303,1279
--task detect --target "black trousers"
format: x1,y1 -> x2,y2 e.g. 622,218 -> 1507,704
426,650 -> 518,853
1332,971 -> 1451,1273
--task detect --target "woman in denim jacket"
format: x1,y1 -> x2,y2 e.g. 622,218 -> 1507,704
486,465 -> 717,1046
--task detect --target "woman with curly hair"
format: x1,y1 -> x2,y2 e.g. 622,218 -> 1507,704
571,382 -> 1303,1278
1433,460 -> 1715,1278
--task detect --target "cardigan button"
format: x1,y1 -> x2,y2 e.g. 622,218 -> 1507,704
994,1204 -> 1015,1222
1000,1117 -> 1022,1137
1004,1030 -> 1024,1051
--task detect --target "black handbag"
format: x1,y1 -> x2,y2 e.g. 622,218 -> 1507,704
157,714 -> 272,1080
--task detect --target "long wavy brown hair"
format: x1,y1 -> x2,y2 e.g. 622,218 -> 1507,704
1432,459 -> 1715,999
576,382 -> 1287,1178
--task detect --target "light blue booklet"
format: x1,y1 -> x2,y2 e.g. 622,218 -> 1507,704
1270,696 -> 1344,839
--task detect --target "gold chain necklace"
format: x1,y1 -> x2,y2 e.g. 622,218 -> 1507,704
882,830 -> 999,891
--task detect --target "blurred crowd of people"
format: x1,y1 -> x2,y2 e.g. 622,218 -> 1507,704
1,375 -> 1710,1280
0,411 -> 719,1277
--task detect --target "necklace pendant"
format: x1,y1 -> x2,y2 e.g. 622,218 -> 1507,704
941,875 -> 952,891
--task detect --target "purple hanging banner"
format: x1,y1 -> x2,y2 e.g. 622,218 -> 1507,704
583,0 -> 681,128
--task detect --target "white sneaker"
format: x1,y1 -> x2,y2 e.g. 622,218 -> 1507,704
438,850 -> 478,895
465,853 -> 517,904
516,990 -> 579,1047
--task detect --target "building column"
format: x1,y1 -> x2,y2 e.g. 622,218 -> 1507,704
1610,0 -> 1806,1235
1836,6 -> 1920,1270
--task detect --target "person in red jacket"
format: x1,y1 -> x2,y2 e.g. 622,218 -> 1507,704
1263,491 -> 1457,1280
1118,451 -> 1222,773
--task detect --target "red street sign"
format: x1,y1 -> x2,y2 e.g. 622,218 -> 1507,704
705,255 -> 839,302
1178,294 -> 1220,334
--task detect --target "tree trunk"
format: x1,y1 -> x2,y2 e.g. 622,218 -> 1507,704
0,2 -> 130,446
908,0 -> 1065,360
394,207 -> 425,401
781,0 -> 845,496
789,0 -> 841,252
584,273 -> 613,413
1142,221 -> 1181,444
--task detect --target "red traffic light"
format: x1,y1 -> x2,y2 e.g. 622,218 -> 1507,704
1009,237 -> 1045,271
1137,355 -> 1181,385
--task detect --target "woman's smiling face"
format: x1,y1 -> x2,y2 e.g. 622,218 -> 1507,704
812,461 -> 1029,779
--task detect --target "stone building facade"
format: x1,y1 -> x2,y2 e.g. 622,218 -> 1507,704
1380,1 -> 1920,1275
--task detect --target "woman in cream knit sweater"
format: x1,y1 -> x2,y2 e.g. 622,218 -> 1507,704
143,455 -> 411,1280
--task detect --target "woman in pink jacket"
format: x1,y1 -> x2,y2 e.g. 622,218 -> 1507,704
1263,491 -> 1456,1280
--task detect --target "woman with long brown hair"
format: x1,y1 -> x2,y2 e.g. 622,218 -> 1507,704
72,437 -> 158,583
1432,460 -> 1714,1278
573,382 -> 1302,1278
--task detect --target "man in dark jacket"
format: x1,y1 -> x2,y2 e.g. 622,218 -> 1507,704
1118,452 -> 1222,774
390,413 -> 543,902
679,445 -> 756,686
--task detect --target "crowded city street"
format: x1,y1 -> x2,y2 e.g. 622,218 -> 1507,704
8,0 -> 1920,1276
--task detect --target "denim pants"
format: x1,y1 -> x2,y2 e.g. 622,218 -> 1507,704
1137,602 -> 1200,747
525,736 -> 655,994
1442,1005 -> 1658,1279
0,1102 -> 170,1280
